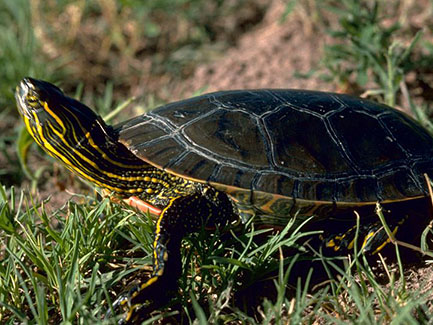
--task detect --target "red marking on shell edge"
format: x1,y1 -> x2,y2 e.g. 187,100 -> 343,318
125,196 -> 162,216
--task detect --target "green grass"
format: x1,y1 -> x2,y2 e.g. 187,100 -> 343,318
0,0 -> 64,110
317,0 -> 424,107
0,185 -> 432,323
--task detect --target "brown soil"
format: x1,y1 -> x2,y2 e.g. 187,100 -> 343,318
172,0 -> 334,97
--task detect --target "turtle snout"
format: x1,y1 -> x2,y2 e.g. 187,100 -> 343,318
15,78 -> 40,117
17,78 -> 36,97
16,79 -> 31,117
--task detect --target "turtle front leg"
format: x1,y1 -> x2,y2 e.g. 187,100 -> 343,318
114,187 -> 235,323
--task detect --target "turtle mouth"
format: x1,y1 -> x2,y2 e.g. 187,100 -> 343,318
15,78 -> 39,119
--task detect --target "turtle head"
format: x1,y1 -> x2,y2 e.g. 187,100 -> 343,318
15,78 -> 147,191
15,78 -> 104,139
15,78 -> 116,155
15,77 -> 122,170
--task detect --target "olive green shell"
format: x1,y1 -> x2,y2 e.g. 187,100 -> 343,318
117,90 -> 433,222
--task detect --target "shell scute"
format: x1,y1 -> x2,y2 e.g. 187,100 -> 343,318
183,109 -> 269,168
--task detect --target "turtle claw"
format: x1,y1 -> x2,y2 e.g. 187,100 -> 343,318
105,288 -> 153,324
105,276 -> 177,324
104,294 -> 129,324
125,273 -> 179,323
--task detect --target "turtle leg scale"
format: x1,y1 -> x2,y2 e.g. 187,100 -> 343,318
117,186 -> 235,323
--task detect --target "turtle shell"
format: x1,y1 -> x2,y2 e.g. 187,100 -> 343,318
117,90 -> 433,221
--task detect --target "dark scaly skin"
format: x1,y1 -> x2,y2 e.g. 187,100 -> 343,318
121,187 -> 234,323
15,78 -> 237,322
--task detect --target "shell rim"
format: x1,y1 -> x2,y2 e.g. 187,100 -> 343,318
119,140 -> 427,206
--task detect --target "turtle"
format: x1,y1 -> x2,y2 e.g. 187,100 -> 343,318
15,77 -> 433,323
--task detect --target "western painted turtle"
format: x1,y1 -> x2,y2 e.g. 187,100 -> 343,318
15,78 -> 433,322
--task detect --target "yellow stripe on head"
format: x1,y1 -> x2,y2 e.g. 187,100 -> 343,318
44,101 -> 66,132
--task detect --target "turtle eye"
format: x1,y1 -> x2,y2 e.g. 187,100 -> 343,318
26,95 -> 37,103
26,95 -> 43,109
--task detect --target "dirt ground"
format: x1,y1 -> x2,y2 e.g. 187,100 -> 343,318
173,0 -> 334,96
